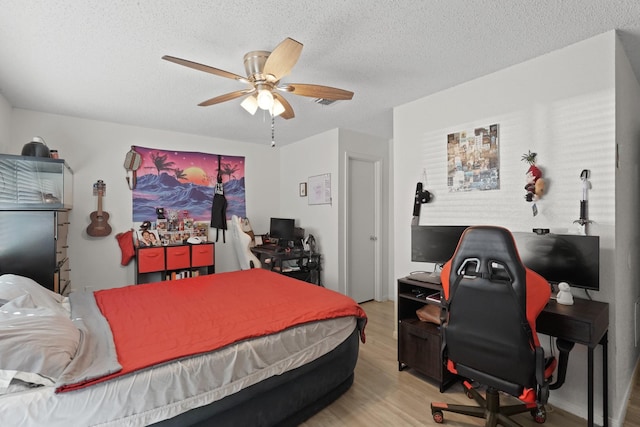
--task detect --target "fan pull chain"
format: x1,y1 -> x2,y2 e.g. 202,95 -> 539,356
271,113 -> 276,147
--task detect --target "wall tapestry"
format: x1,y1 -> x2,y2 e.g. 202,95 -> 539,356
132,146 -> 246,222
447,124 -> 499,192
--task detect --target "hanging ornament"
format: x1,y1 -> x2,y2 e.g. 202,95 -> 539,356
573,169 -> 592,235
521,151 -> 545,216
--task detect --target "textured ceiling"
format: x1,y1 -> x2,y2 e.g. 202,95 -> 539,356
1,0 -> 640,146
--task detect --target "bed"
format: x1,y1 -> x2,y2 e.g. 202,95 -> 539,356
0,268 -> 367,426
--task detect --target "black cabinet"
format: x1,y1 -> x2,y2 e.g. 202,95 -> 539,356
0,210 -> 70,293
397,277 -> 454,391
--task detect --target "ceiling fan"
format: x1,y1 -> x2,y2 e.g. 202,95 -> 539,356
162,37 -> 354,120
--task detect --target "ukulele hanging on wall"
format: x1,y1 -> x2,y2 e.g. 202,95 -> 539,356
87,180 -> 112,237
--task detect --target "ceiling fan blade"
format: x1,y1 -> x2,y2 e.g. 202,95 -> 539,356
162,55 -> 248,83
273,93 -> 295,119
281,83 -> 354,100
198,89 -> 254,107
263,38 -> 303,81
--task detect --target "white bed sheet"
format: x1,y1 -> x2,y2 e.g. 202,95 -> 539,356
0,316 -> 356,427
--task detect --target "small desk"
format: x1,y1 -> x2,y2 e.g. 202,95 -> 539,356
251,245 -> 322,286
537,298 -> 609,427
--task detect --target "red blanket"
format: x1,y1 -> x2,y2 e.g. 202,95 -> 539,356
62,269 -> 366,391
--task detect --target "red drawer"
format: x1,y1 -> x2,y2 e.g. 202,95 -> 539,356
191,243 -> 214,267
166,245 -> 191,270
137,247 -> 165,273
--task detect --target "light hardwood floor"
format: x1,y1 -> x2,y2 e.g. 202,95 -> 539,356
624,366 -> 640,427
302,301 -> 639,427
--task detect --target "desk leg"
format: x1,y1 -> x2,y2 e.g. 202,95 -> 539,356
602,332 -> 608,427
588,347 -> 594,427
587,332 -> 609,427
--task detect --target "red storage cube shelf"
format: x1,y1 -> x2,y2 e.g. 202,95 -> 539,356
166,245 -> 191,270
191,243 -> 214,267
135,243 -> 215,284
137,247 -> 165,273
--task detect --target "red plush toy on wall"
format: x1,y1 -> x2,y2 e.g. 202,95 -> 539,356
522,151 -> 545,216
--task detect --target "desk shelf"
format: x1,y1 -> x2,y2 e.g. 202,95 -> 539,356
397,277 -> 454,391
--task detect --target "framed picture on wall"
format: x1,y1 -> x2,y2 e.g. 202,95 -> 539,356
308,173 -> 331,205
447,123 -> 500,192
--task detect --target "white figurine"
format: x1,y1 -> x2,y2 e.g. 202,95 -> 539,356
556,282 -> 574,305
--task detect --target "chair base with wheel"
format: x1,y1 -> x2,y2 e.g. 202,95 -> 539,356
431,380 -> 547,426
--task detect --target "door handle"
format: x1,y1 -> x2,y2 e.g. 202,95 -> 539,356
369,236 -> 377,241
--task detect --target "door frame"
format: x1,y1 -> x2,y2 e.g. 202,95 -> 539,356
343,151 -> 383,301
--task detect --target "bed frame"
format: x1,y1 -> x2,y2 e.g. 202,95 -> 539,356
154,327 -> 360,427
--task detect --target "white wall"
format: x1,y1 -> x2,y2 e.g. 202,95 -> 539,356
0,93 -> 11,152
8,109 -> 280,291
279,129 -> 340,290
393,31 -> 628,425
279,128 -> 391,296
614,34 -> 640,415
4,107 -> 391,298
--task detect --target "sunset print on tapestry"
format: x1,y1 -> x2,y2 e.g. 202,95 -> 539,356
132,146 -> 246,222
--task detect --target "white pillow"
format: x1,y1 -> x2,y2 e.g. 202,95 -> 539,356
0,274 -> 65,315
0,294 -> 80,393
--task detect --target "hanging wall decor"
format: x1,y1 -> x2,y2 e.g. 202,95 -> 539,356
521,150 -> 545,216
447,124 -> 500,192
131,146 -> 246,222
308,173 -> 331,205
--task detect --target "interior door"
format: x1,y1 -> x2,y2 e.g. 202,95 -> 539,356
347,157 -> 377,303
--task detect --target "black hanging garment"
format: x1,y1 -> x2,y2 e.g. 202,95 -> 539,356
210,156 -> 228,242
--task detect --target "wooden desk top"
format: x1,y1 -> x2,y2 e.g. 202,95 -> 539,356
537,297 -> 609,348
397,276 -> 609,348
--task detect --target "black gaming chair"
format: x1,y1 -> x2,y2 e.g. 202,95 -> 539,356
431,226 -> 556,426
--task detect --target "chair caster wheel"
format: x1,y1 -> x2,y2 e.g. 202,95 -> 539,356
531,406 -> 547,423
432,410 -> 444,423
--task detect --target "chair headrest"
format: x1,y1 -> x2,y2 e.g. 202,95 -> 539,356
449,226 -> 525,283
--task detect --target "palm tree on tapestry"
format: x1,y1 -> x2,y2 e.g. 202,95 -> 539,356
173,167 -> 187,181
219,162 -> 239,182
151,152 -> 176,175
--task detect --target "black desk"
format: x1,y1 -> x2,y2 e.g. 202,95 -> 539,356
537,298 -> 609,427
251,246 -> 322,286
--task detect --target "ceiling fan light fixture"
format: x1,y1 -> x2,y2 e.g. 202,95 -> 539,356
271,98 -> 285,117
163,37 -> 353,122
256,88 -> 274,110
240,95 -> 258,115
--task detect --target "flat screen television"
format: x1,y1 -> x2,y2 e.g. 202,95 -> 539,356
411,225 -> 469,265
269,217 -> 295,243
512,232 -> 600,291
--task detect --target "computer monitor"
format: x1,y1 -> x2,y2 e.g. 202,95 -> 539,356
269,217 -> 295,243
411,225 -> 469,265
512,232 -> 600,291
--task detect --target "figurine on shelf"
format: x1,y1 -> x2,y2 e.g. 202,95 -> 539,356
556,282 -> 574,305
